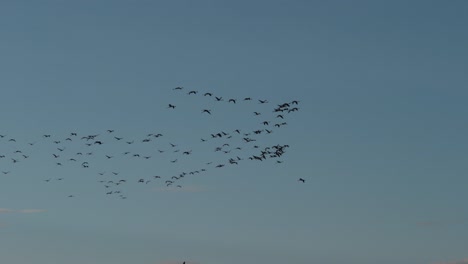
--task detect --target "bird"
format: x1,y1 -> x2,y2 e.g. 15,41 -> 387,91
168,104 -> 176,109
204,92 -> 212,96
173,86 -> 183,90
188,90 -> 198,95
298,178 -> 305,183
215,96 -> 223,101
228,99 -> 236,103
202,109 -> 211,114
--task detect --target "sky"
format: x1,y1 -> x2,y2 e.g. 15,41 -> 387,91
0,1 -> 468,264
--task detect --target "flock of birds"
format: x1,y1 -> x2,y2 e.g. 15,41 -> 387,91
0,87 -> 303,199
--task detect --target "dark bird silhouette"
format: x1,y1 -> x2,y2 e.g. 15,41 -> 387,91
204,92 -> 212,96
188,90 -> 198,95
215,96 -> 223,101
254,112 -> 261,115
244,97 -> 251,101
258,99 -> 268,104
168,104 -> 176,109
173,86 -> 183,90
228,99 -> 236,103
298,178 -> 305,183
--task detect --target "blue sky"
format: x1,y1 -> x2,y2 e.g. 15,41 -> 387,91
0,1 -> 468,264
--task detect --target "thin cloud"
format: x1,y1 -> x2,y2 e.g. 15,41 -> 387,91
434,258 -> 468,264
18,209 -> 46,214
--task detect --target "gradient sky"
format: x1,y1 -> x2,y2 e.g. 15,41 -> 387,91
0,1 -> 468,264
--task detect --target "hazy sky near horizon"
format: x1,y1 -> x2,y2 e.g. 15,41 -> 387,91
1,1 -> 468,264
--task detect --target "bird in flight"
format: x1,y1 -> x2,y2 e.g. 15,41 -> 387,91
298,178 -> 305,183
168,104 -> 176,109
202,109 -> 211,114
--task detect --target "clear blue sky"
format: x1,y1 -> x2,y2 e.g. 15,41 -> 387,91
0,1 -> 467,264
